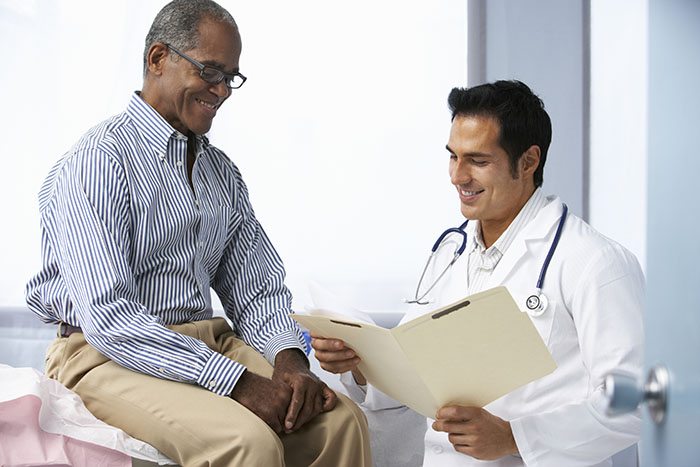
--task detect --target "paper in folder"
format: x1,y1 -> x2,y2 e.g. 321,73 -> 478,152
292,286 -> 557,419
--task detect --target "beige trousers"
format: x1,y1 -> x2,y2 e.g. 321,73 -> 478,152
45,318 -> 371,467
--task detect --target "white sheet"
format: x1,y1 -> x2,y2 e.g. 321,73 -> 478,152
0,364 -> 175,465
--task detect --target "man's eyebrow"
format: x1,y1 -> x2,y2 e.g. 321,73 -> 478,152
445,144 -> 492,158
200,59 -> 239,74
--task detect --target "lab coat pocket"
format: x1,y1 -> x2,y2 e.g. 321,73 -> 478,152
514,292 -> 556,346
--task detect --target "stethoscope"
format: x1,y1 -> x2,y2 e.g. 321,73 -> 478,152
406,204 -> 568,317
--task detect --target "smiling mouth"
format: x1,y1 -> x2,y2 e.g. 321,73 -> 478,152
460,189 -> 484,196
196,98 -> 218,110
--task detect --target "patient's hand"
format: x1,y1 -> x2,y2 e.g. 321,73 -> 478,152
230,370 -> 292,434
310,333 -> 366,385
273,348 -> 337,433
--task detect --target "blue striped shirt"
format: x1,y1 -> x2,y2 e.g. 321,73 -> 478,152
25,93 -> 306,396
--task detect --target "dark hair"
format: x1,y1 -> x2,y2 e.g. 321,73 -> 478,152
447,80 -> 551,187
143,0 -> 237,77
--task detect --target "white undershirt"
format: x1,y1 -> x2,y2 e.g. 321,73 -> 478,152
466,188 -> 547,295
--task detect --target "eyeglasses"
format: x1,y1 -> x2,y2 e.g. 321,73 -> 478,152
165,43 -> 247,90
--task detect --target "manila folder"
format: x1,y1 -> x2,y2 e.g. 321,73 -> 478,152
292,286 -> 557,419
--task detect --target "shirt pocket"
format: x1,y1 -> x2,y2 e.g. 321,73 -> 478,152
198,204 -> 240,273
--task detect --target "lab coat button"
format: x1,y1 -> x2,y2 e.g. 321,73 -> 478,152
432,445 -> 443,454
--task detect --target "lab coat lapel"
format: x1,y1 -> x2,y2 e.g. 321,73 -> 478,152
437,221 -> 478,307
484,197 -> 564,290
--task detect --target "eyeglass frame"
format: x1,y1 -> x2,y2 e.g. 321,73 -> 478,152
164,43 -> 247,90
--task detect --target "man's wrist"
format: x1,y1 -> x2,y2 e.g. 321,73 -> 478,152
263,330 -> 307,365
274,348 -> 309,371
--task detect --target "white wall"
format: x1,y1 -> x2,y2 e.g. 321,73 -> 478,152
0,1 -> 466,313
467,0 -> 587,219
589,0 -> 648,269
467,0 -> 648,269
482,0 -> 587,220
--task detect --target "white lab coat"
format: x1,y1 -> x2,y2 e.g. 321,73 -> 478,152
341,195 -> 644,467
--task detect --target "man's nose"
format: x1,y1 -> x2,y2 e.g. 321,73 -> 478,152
211,80 -> 230,99
450,159 -> 472,185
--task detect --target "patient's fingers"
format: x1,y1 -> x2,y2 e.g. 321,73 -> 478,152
284,381 -> 305,431
321,384 -> 338,411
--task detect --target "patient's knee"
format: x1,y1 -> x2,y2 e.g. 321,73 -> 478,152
224,418 -> 285,467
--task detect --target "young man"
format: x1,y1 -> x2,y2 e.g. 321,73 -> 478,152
26,1 -> 371,465
313,80 -> 644,466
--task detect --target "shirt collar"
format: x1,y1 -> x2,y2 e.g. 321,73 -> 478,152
126,92 -> 211,158
470,187 -> 547,259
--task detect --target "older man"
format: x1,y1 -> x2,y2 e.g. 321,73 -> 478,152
26,1 -> 370,465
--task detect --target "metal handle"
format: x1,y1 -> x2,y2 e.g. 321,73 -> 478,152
603,365 -> 669,424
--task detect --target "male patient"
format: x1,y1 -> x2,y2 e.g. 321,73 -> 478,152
25,1 -> 370,465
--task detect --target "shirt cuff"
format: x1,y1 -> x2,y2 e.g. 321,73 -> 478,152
509,417 -> 536,466
196,351 -> 246,396
339,371 -> 368,403
263,329 -> 306,366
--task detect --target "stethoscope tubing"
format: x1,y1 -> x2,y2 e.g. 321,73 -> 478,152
535,203 -> 568,291
409,203 -> 568,313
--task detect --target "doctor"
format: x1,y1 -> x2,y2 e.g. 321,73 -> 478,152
312,80 -> 644,466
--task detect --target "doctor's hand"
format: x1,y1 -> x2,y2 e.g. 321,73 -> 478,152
272,348 -> 337,433
310,333 -> 367,385
432,406 -> 519,461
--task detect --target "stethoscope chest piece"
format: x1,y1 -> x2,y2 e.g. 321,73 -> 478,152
526,293 -> 548,317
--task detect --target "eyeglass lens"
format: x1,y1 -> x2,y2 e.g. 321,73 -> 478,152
200,67 -> 244,89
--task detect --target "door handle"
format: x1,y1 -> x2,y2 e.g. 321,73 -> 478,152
603,365 -> 669,424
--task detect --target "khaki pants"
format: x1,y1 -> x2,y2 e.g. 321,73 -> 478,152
45,318 -> 371,467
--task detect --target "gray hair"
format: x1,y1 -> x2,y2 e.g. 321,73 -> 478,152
143,0 -> 238,77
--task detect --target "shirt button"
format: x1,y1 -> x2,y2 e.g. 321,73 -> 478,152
158,152 -> 165,161
176,160 -> 183,167
208,379 -> 217,389
432,445 -> 443,454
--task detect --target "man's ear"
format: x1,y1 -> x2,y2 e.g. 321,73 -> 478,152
146,42 -> 170,77
520,145 -> 541,178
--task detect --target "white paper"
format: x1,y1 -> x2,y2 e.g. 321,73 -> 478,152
306,280 -> 376,324
0,364 -> 175,464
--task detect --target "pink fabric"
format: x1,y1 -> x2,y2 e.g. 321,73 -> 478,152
0,394 -> 131,467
